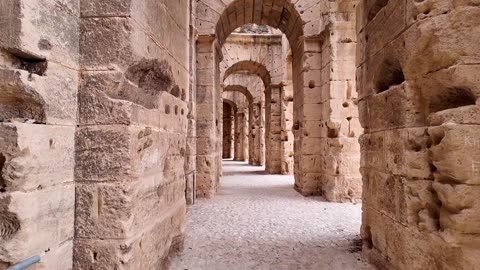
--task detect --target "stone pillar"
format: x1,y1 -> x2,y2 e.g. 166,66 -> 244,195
281,80 -> 294,175
244,109 -> 250,161
320,17 -> 361,202
294,37 -> 323,196
185,1 -> 198,206
233,110 -> 240,160
75,2 -> 189,268
196,36 -> 219,198
294,21 -> 361,202
249,102 -> 265,166
0,0 -> 78,268
234,111 -> 247,161
265,85 -> 283,173
222,102 -> 233,159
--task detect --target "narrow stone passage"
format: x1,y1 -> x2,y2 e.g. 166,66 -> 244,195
170,161 -> 374,270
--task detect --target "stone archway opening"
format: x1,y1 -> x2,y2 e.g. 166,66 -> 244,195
222,57 -> 295,174
213,0 -> 305,182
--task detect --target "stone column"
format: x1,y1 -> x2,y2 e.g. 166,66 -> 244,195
196,36 -> 219,198
281,80 -> 294,175
234,111 -> 247,161
293,30 -> 361,202
266,85 -> 283,173
185,2 -> 198,206
250,102 -> 265,166
222,103 -> 233,159
294,36 -> 323,196
75,2 -> 189,268
233,110 -> 240,160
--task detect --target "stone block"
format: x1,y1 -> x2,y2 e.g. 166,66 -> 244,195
74,205 -> 185,270
0,184 -> 74,265
0,0 -> 79,67
0,122 -> 74,191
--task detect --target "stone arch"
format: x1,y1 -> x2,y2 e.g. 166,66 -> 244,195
195,0 -> 331,197
223,60 -> 272,88
220,34 -> 283,86
222,98 -> 238,112
223,84 -> 254,103
223,84 -> 264,166
224,73 -> 264,103
196,0 -> 310,48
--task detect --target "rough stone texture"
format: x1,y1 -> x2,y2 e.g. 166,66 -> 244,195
293,1 -> 362,202
74,0 -> 190,269
170,160 -> 374,270
0,0 -> 78,268
357,0 -> 480,269
2,0 -> 478,269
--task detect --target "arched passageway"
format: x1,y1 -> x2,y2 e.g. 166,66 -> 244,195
222,100 -> 236,159
196,0 -> 363,203
1,0 -> 478,269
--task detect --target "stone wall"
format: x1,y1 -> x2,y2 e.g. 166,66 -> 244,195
294,1 -> 362,202
0,0 -> 78,268
75,1 -> 190,268
358,0 -> 480,269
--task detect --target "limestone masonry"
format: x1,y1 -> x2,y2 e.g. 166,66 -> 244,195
0,0 -> 478,269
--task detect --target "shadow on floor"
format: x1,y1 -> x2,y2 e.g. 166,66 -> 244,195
222,161 -> 258,167
222,170 -> 267,176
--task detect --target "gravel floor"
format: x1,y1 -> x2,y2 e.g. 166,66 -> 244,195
169,160 -> 374,270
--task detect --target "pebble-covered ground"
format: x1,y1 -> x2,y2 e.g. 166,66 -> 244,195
169,160 -> 374,270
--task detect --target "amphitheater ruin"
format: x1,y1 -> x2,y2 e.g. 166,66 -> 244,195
0,0 -> 479,269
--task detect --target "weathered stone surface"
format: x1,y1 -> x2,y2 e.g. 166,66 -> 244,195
358,0 -> 480,269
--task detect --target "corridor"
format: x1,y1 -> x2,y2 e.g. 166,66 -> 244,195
169,161 -> 374,270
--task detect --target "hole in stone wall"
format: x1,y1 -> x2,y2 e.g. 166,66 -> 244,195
3,48 -> 48,76
429,87 -> 476,113
428,128 -> 445,147
375,59 -> 405,93
368,0 -> 389,22
0,260 -> 11,269
174,106 -> 178,115
0,154 -> 6,192
122,59 -> 178,109
327,127 -> 340,138
0,211 -> 20,238
38,39 -> 53,51
0,70 -> 47,123
171,85 -> 181,98
165,104 -> 171,114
